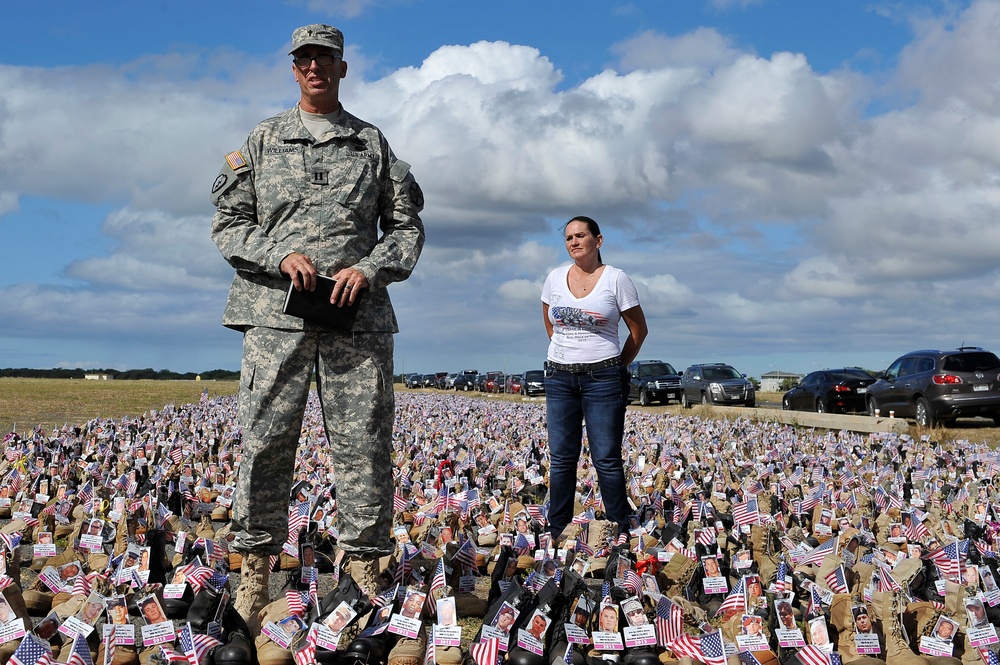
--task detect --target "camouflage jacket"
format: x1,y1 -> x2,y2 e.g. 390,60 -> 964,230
210,105 -> 425,333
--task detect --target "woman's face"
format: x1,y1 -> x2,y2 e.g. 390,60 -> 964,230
564,221 -> 602,264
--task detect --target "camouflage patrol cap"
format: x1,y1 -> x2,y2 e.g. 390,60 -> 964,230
289,24 -> 344,55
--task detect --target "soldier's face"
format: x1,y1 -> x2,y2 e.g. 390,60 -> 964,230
292,47 -> 347,107
855,613 -> 871,632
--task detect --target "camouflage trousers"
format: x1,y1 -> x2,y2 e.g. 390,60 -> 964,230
230,327 -> 395,557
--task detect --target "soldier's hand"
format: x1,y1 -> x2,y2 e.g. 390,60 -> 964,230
280,253 -> 317,292
330,267 -> 368,307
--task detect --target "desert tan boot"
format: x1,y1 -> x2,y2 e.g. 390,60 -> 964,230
234,552 -> 271,636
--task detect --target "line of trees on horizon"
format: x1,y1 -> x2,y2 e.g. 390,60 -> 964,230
0,367 -> 241,381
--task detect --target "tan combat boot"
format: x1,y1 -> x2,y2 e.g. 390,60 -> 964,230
234,552 -> 271,636
877,589 -> 929,665
341,552 -> 381,599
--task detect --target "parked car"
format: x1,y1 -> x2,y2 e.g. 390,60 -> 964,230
453,374 -> 477,391
627,359 -> 681,406
782,368 -> 876,413
505,374 -> 523,394
478,371 -> 503,392
403,373 -> 422,388
865,347 -> 1000,427
522,369 -> 545,396
440,372 -> 460,389
419,373 -> 437,388
485,373 -> 506,393
680,363 -> 755,408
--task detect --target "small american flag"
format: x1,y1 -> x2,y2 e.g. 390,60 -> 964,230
158,646 -> 191,665
669,633 -> 703,661
700,630 -> 727,665
372,584 -> 398,608
733,498 -> 759,528
180,562 -> 215,593
178,622 -> 220,665
394,545 -> 416,584
715,575 -> 746,617
424,625 -> 436,665
622,569 -> 643,598
67,634 -> 94,665
695,528 -> 717,546
11,634 -> 55,665
0,532 -> 23,553
430,558 -> 447,595
774,560 -> 789,594
799,538 -> 837,566
103,626 -> 117,665
927,541 -> 961,579
451,536 -> 478,570
7,468 -> 22,495
206,570 -> 229,592
797,645 -> 832,665
285,501 -> 311,551
824,565 -> 848,594
293,637 -> 317,665
979,649 -> 1000,665
876,563 -> 902,592
806,584 -> 824,617
654,596 -> 683,647
286,589 -> 309,617
470,637 -> 501,665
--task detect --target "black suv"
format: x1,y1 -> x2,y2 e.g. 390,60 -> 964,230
627,360 -> 681,405
865,347 -> 1000,427
523,369 -> 545,396
680,363 -> 755,408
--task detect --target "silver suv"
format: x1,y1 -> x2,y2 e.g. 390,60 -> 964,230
680,363 -> 756,408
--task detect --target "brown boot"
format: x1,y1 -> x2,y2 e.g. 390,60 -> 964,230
877,590 -> 930,665
234,552 -> 271,636
341,553 -> 380,599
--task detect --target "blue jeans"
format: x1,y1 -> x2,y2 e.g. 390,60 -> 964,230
545,364 -> 630,538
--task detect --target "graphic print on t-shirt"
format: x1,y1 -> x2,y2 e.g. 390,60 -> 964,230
551,306 -> 608,329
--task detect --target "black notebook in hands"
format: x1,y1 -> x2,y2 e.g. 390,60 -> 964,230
282,275 -> 362,332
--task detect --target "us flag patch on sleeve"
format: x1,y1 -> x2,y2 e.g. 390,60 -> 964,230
226,151 -> 247,171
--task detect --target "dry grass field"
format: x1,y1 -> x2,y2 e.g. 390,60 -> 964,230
0,377 -> 239,434
3,380 -> 998,447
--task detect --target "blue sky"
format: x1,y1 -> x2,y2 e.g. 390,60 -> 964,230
3,0 -> 999,380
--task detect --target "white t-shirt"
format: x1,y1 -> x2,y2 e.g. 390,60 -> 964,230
541,264 -> 640,364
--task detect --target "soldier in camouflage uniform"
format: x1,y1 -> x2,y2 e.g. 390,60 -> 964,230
209,23 -> 424,629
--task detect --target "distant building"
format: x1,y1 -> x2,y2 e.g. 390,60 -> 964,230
84,374 -> 111,380
760,370 -> 803,392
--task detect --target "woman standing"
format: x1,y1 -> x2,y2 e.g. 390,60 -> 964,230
541,216 -> 647,541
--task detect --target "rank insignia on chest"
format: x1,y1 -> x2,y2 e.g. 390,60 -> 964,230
311,171 -> 329,185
